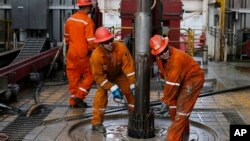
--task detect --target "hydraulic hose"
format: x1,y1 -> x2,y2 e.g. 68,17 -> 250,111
0,133 -> 9,141
0,103 -> 24,114
43,84 -> 250,124
149,85 -> 250,106
199,85 -> 250,97
27,39 -> 68,117
46,39 -> 64,79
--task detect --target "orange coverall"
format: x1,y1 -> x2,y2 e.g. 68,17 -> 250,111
90,41 -> 135,125
156,47 -> 205,141
64,11 -> 96,105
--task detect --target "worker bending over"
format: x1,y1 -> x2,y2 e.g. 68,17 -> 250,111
149,35 -> 205,141
90,27 -> 135,133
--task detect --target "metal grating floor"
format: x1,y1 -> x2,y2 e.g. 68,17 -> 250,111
1,106 -> 52,141
222,110 -> 246,125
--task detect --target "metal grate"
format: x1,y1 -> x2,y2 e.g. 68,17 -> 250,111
11,37 -> 47,64
222,110 -> 246,125
1,106 -> 52,141
150,79 -> 163,91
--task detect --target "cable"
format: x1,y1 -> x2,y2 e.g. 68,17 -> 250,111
46,39 -> 65,78
151,0 -> 157,10
0,133 -> 9,141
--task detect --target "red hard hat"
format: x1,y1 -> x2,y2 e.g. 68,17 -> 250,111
77,0 -> 93,6
149,35 -> 169,55
94,27 -> 114,43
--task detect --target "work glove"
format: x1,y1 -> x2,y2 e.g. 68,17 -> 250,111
130,84 -> 135,96
157,76 -> 165,85
156,75 -> 165,88
110,85 -> 123,99
160,102 -> 169,113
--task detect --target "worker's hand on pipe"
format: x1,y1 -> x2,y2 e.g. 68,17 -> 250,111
110,84 -> 123,99
130,84 -> 135,96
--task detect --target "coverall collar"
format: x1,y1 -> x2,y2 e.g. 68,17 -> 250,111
77,10 -> 88,15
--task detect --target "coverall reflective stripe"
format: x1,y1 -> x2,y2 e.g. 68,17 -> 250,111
156,47 -> 205,141
90,41 -> 135,125
64,11 -> 96,104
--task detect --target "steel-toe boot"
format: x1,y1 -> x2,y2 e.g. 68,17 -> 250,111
70,96 -> 88,108
92,124 -> 106,133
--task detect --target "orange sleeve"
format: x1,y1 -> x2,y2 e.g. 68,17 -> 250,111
119,42 -> 135,84
156,57 -> 165,79
64,23 -> 69,46
161,47 -> 205,105
90,48 -> 113,90
160,49 -> 186,104
161,60 -> 183,105
85,19 -> 96,51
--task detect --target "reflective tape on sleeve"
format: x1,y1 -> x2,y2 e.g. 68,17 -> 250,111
165,81 -> 180,86
87,37 -> 95,41
100,79 -> 108,87
79,87 -> 88,93
177,112 -> 190,116
169,106 -> 177,109
68,17 -> 88,25
126,72 -> 135,77
99,108 -> 106,111
128,104 -> 134,107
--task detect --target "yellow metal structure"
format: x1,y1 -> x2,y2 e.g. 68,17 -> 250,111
187,28 -> 194,56
165,28 -> 195,56
217,0 -> 225,31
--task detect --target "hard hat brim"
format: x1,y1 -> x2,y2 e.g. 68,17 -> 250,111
94,34 -> 114,43
151,37 -> 168,55
77,2 -> 93,6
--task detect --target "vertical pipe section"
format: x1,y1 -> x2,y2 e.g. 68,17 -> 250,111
134,12 -> 151,114
202,0 -> 208,30
128,0 -> 155,139
135,0 -> 152,116
137,0 -> 149,12
219,0 -> 225,61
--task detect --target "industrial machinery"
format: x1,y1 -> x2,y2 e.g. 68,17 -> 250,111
0,0 -> 103,103
0,0 -> 57,104
1,1 -> 250,141
119,0 -> 183,139
0,0 -> 183,138
207,0 -> 250,61
120,0 -> 182,52
237,29 -> 250,59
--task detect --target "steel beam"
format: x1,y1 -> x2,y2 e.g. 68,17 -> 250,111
0,47 -> 59,84
0,4 -> 78,10
230,8 -> 250,14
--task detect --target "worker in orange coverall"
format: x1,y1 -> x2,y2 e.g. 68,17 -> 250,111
64,0 -> 96,108
90,27 -> 135,133
149,35 -> 205,141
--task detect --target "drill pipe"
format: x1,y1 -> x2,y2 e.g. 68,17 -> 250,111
134,0 -> 152,116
